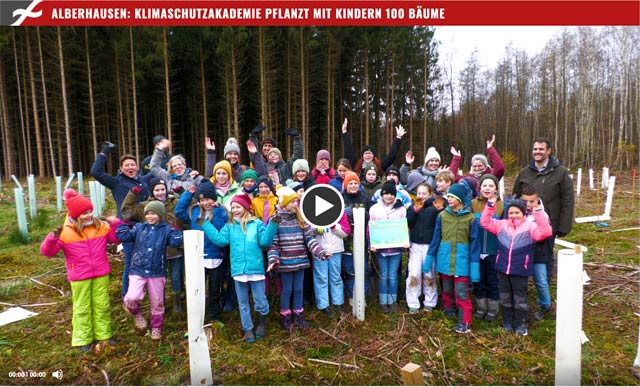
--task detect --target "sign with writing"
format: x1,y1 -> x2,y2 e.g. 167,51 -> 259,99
368,218 -> 409,249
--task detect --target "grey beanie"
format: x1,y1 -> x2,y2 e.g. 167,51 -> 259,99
224,137 -> 241,158
406,171 -> 425,192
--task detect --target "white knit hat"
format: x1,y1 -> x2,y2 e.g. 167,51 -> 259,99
424,147 -> 441,163
224,137 -> 241,157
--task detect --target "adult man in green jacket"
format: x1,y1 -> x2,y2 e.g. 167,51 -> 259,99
512,137 -> 574,320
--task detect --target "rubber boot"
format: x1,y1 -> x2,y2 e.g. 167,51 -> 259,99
255,313 -> 267,339
485,299 -> 500,322
172,293 -> 183,313
473,298 -> 488,320
280,312 -> 292,330
293,311 -> 309,329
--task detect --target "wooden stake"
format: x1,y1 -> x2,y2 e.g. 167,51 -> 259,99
401,363 -> 423,386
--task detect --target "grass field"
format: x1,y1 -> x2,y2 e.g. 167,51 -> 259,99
0,173 -> 638,385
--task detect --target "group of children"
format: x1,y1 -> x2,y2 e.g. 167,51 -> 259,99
42,130 -> 556,351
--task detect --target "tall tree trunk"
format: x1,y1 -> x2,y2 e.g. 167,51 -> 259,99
231,31 -> 239,141
26,28 -> 45,177
115,44 -> 125,157
259,27 -> 268,128
299,28 -> 307,159
422,48 -> 428,157
57,27 -> 73,174
14,30 -> 31,176
163,27 -> 172,141
199,32 -> 207,137
40,27 -> 56,176
364,50 -> 370,146
130,27 -> 139,162
0,57 -> 15,178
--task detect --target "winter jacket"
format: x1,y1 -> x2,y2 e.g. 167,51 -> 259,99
175,190 -> 228,266
267,209 -> 326,273
116,221 -> 183,278
252,133 -> 303,185
206,150 -> 267,182
202,217 -> 278,278
399,164 -> 439,191
480,203 -> 553,276
362,178 -> 383,200
368,198 -> 408,256
329,176 -> 344,192
524,200 -> 554,263
149,148 -> 203,194
450,146 -> 506,184
252,193 -> 278,223
313,212 -> 350,255
90,153 -> 152,218
40,217 -> 119,282
371,185 -> 412,208
512,156 -> 574,237
312,168 -> 336,185
471,196 -> 504,256
342,190 -> 372,252
213,182 -> 241,210
121,190 -> 183,258
294,175 -> 316,191
407,198 -> 441,245
424,206 -> 480,281
343,132 -> 402,179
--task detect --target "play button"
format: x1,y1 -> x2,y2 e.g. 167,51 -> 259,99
300,184 -> 345,229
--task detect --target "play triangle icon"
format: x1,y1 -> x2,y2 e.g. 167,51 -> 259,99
315,195 -> 333,217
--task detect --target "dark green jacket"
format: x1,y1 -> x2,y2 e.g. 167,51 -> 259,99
512,156 -> 574,237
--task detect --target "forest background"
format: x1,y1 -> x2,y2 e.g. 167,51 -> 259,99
0,26 -> 637,179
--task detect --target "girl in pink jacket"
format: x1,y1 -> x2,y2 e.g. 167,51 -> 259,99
40,189 -> 119,352
480,194 -> 552,336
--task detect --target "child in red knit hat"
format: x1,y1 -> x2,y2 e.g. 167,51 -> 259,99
40,189 -> 120,352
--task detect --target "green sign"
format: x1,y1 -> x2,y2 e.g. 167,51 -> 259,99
369,218 -> 410,249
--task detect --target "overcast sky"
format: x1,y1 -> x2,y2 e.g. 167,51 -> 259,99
434,26 -> 563,74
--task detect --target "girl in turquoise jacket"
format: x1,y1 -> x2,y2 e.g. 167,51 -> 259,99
202,194 -> 279,343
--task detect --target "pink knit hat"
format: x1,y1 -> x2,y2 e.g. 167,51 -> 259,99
231,194 -> 253,213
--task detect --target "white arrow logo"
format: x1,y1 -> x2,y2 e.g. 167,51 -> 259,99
315,195 -> 334,217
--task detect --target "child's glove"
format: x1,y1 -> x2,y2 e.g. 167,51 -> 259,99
52,226 -> 62,238
272,214 -> 283,224
286,128 -> 299,138
173,186 -> 184,194
413,199 -> 424,211
131,186 -> 142,195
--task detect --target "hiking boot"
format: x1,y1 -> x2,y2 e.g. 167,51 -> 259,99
534,307 -> 550,321
255,313 -> 267,339
334,304 -> 347,315
320,307 -> 334,319
452,323 -> 471,334
133,314 -> 147,331
172,293 -> 183,313
485,299 -> 500,322
280,312 -> 292,330
445,310 -> 457,319
515,321 -> 528,336
389,303 -> 398,313
380,304 -> 390,313
78,344 -> 92,353
408,307 -> 420,314
293,311 -> 309,329
473,298 -> 488,320
502,322 -> 514,332
423,306 -> 434,313
243,329 -> 256,343
151,328 -> 162,340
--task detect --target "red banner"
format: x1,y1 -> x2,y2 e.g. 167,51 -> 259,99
6,0 -> 639,26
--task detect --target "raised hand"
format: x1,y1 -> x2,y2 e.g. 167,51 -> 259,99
246,140 -> 257,154
272,214 -> 282,224
486,134 -> 496,149
157,138 -> 171,152
189,170 -> 200,179
450,146 -> 461,157
341,118 -> 348,133
101,142 -> 116,155
405,150 -> 414,164
205,137 -> 216,151
395,125 -> 407,138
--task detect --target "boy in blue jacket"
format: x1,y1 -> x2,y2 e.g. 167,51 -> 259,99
423,183 -> 480,334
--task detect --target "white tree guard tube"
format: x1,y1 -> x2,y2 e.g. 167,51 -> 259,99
184,230 -> 213,385
576,168 -> 582,197
602,167 -> 609,188
589,169 -> 594,190
352,207 -> 366,321
555,247 -> 584,386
